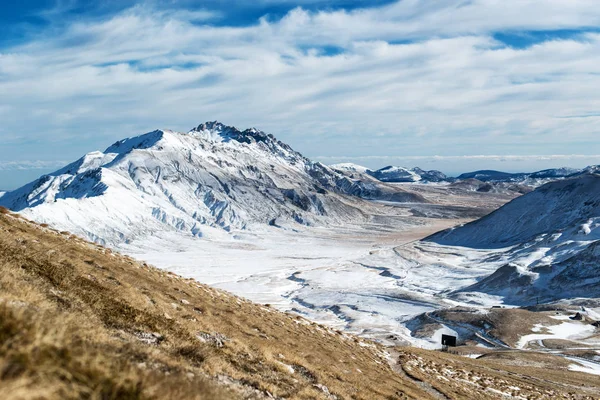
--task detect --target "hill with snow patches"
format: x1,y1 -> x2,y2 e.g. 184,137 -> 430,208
456,168 -> 578,183
368,166 -> 448,183
455,166 -> 600,187
330,163 -> 447,183
422,173 -> 600,305
0,122 -> 423,246
427,174 -> 600,249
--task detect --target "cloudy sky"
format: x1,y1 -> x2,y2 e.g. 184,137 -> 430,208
1,0 -> 600,189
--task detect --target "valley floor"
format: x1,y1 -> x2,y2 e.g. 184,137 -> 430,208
122,216 -> 466,345
116,184 -> 509,348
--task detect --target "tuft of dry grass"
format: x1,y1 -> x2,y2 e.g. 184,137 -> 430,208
0,212 -> 432,399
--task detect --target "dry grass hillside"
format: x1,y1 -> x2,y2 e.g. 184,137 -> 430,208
0,208 -> 432,400
2,207 -> 600,400
396,348 -> 600,399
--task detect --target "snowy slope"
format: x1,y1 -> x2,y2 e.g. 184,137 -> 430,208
549,240 -> 600,298
330,163 -> 370,174
2,122 -> 422,245
461,239 -> 600,303
428,174 -> 600,249
408,173 -> 600,305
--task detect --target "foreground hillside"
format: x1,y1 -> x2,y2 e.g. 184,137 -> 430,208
0,207 -> 433,399
2,207 -> 600,399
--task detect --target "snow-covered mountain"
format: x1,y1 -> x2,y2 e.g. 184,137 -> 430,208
330,163 -> 370,174
461,239 -> 600,303
0,122 -> 422,245
423,173 -> 600,304
367,166 -> 447,183
427,174 -> 600,249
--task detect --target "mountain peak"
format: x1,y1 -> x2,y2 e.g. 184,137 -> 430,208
191,120 -> 229,132
190,121 -> 264,143
188,121 -> 302,160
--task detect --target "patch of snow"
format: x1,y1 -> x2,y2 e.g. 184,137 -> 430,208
530,324 -> 544,333
516,322 -> 596,349
580,221 -> 592,235
567,358 -> 600,375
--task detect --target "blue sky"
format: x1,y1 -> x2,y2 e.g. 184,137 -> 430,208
1,0 -> 600,189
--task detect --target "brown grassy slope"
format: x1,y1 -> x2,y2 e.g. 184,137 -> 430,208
0,210 -> 433,400
398,348 -> 600,399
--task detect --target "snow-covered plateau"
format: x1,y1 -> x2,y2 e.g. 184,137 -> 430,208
2,122 -> 599,353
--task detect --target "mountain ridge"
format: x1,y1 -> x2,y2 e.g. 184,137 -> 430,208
456,167 -> 583,185
367,166 -> 448,183
331,164 -> 597,188
426,173 -> 600,249
0,122 -> 423,246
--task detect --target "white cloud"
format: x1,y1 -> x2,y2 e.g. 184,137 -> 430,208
0,161 -> 68,171
1,0 -> 600,170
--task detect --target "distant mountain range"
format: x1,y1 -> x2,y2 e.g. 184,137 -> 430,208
331,164 -> 448,183
455,167 -> 587,185
332,163 -> 600,188
369,166 -> 448,183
